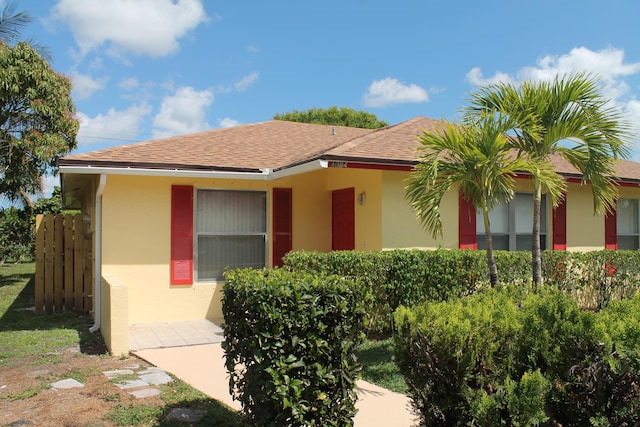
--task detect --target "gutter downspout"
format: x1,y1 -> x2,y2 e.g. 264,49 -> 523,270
89,174 -> 107,333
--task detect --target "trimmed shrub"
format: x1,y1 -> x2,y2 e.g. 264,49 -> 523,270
285,249 -> 640,336
221,268 -> 367,426
394,289 -> 526,426
394,288 -> 640,426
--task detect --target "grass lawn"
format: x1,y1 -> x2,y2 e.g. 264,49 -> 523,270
0,263 -> 245,426
355,337 -> 407,394
1,263 -> 407,425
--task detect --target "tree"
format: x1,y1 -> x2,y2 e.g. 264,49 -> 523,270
406,113 -> 545,286
466,73 -> 630,284
274,106 -> 388,129
0,187 -> 64,264
0,41 -> 79,207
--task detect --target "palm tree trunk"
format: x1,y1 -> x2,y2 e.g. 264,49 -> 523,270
532,181 -> 542,285
481,200 -> 499,286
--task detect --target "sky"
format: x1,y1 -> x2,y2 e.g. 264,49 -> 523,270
5,0 -> 640,196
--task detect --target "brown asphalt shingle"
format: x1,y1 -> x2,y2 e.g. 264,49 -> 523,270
60,120 -> 376,171
324,116 -> 444,163
60,116 -> 640,182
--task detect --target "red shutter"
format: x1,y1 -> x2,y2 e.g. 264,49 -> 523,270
171,185 -> 193,285
273,188 -> 293,267
458,192 -> 477,249
605,208 -> 618,250
552,196 -> 567,250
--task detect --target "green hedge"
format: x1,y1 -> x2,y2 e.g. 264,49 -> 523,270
284,249 -> 640,335
394,288 -> 640,426
221,268 -> 367,426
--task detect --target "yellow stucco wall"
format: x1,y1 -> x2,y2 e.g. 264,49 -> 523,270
100,274 -> 129,356
99,168 -> 380,325
96,167 -> 625,342
326,168 -> 382,251
276,170 -> 332,252
380,170 -> 457,249
565,183 -> 605,251
101,174 -> 272,324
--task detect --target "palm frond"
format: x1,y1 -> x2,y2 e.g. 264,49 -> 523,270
0,2 -> 31,44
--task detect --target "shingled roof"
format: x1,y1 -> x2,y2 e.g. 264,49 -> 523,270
59,116 -> 640,182
59,119 -> 376,172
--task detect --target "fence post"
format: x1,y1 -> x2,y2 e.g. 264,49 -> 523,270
54,215 -> 64,311
64,214 -> 74,311
83,215 -> 93,313
73,214 -> 84,311
44,215 -> 54,314
34,214 -> 45,314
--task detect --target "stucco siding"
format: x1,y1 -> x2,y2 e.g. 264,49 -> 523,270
326,167 -> 382,251
380,171 -> 456,249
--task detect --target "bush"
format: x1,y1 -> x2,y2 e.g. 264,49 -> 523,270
284,249 -> 488,335
394,288 -> 640,426
285,249 -> 640,336
221,268 -> 367,426
0,207 -> 34,263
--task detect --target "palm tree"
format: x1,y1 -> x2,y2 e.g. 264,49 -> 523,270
0,2 -> 30,44
466,73 -> 630,284
0,2 -> 52,61
406,113 -> 545,286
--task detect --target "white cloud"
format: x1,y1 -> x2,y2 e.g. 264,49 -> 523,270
152,87 -> 214,138
234,72 -> 259,92
52,0 -> 208,57
467,47 -> 640,101
41,174 -> 61,197
467,46 -> 640,154
76,103 -> 152,148
624,98 -> 640,154
363,77 -> 429,107
70,71 -> 108,100
465,67 -> 515,87
218,118 -> 240,128
119,77 -> 139,91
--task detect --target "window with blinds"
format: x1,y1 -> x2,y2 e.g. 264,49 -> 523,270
195,189 -> 267,281
476,193 -> 547,251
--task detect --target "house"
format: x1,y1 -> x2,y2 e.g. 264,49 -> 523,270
59,116 -> 640,354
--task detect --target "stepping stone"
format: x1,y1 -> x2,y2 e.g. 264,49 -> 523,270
129,388 -> 161,398
114,379 -> 148,389
139,370 -> 173,385
102,369 -> 135,379
123,363 -> 141,370
50,378 -> 84,389
165,408 -> 206,423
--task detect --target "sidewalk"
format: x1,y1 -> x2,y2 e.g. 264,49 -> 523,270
134,342 -> 416,426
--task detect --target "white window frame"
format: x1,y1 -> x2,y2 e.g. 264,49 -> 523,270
617,198 -> 639,250
194,188 -> 268,282
476,193 -> 547,251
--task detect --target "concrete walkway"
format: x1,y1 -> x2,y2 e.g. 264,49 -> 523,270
131,321 -> 416,426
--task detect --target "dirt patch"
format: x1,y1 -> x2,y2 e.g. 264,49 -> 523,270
0,344 -> 165,427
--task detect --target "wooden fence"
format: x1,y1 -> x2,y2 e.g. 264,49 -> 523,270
34,213 -> 93,314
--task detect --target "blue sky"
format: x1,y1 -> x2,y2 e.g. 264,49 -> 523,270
6,0 -> 640,194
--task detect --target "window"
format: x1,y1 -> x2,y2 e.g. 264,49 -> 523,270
195,189 -> 267,281
476,193 -> 547,251
617,198 -> 639,250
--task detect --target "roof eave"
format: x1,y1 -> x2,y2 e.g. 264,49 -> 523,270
58,159 -> 332,181
59,164 -> 272,180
